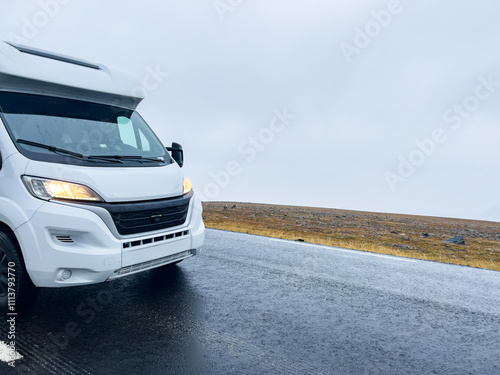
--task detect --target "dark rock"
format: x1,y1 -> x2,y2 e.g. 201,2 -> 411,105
420,233 -> 429,238
295,239 -> 305,242
443,235 -> 465,245
231,205 -> 237,209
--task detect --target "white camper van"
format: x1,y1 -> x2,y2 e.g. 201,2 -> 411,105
0,42 -> 205,309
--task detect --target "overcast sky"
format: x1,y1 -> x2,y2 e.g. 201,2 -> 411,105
1,0 -> 499,222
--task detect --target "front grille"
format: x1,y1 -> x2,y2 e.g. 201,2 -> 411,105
111,203 -> 189,235
94,192 -> 192,235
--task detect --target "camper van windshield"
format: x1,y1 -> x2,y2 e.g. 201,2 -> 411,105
0,92 -> 169,167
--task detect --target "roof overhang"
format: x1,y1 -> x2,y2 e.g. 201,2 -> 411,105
0,42 -> 144,110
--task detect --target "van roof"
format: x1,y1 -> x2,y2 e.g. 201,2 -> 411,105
0,41 -> 144,110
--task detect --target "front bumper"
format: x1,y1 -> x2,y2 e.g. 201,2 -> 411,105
14,193 -> 205,288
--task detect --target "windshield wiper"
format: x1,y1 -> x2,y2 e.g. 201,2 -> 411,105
17,140 -> 164,165
88,155 -> 166,164
119,155 -> 166,163
17,139 -> 84,159
16,139 -> 122,164
85,155 -> 123,164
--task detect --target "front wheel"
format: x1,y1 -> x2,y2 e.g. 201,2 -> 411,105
0,232 -> 39,311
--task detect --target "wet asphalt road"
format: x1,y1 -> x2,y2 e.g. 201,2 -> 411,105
1,229 -> 499,375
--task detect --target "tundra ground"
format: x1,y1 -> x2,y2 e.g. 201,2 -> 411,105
202,202 -> 500,271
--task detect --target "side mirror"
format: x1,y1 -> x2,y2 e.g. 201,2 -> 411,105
166,142 -> 184,168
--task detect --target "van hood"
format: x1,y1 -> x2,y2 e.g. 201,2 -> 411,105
24,161 -> 184,202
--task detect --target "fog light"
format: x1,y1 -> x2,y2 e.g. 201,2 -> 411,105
61,269 -> 72,280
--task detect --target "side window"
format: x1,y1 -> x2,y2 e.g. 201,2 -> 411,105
139,129 -> 150,151
117,117 -> 137,148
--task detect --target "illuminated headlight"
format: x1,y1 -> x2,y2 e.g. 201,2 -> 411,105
22,176 -> 103,202
183,177 -> 192,195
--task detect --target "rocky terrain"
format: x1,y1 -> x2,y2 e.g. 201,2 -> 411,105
202,202 -> 500,271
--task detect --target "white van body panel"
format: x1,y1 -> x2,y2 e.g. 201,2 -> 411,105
14,193 -> 204,287
0,152 -> 45,230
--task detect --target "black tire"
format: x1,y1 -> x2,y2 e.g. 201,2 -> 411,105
0,232 -> 39,311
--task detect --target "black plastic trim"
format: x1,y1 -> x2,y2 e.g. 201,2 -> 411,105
87,191 -> 193,235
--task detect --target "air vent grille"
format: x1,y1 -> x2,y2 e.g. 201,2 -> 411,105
55,235 -> 74,244
123,230 -> 189,249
